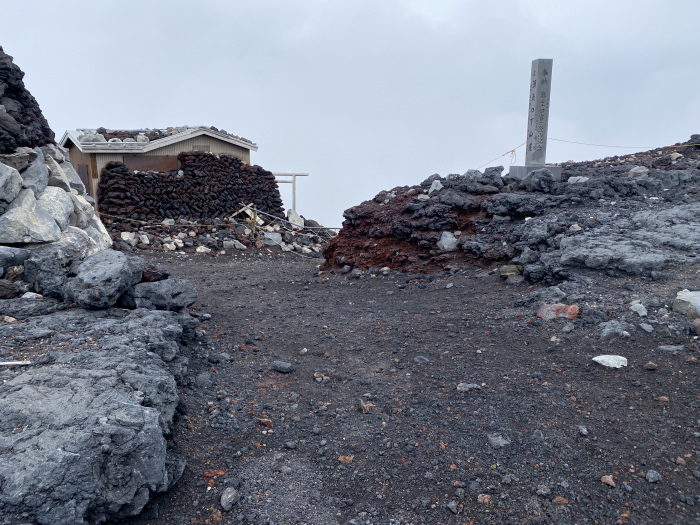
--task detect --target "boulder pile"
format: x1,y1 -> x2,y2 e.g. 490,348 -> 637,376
0,46 -> 54,154
98,151 -> 284,222
0,45 -> 200,524
323,135 -> 700,282
107,210 -> 332,258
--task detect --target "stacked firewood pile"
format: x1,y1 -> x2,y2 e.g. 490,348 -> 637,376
97,152 -> 284,221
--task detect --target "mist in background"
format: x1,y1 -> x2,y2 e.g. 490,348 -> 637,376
3,0 -> 698,227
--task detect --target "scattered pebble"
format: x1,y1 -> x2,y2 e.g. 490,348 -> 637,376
646,470 -> 662,483
220,488 -> 240,511
413,356 -> 429,364
592,355 -> 627,368
272,361 -> 294,373
600,475 -> 616,487
457,383 -> 481,392
643,362 -> 658,371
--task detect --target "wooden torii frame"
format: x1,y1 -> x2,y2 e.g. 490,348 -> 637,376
273,173 -> 308,212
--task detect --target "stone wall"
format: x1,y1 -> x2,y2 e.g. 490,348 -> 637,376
98,151 -> 284,222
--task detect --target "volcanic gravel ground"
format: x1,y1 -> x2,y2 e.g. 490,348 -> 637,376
117,250 -> 700,525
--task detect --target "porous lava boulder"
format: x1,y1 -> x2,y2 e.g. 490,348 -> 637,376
323,136 -> 700,281
0,46 -> 54,154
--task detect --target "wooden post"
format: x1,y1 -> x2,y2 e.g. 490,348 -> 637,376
273,173 -> 309,212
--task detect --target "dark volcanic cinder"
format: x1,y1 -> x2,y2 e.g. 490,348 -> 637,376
0,46 -> 55,153
323,136 -> 700,282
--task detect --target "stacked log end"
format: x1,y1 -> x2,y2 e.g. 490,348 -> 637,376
98,151 -> 284,222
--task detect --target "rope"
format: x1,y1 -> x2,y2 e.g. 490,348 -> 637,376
96,208 -> 341,232
477,142 -> 525,170
549,137 -> 700,150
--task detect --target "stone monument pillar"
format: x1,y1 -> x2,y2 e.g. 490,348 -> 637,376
509,58 -> 562,180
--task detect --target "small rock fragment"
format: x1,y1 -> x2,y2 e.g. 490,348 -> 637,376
601,475 -> 616,487
658,395 -> 669,403
592,355 -> 627,368
272,361 -> 294,373
477,494 -> 490,504
646,470 -> 662,483
630,303 -> 647,317
457,383 -> 481,392
628,166 -> 649,178
220,488 -> 241,511
692,318 -> 700,335
552,496 -> 568,505
643,362 -> 658,371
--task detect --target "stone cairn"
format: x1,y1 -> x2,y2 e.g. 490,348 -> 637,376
0,45 -> 200,524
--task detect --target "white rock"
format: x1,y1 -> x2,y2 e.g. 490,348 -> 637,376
628,166 -> 649,178
673,290 -> 700,319
120,232 -> 138,246
163,242 -> 176,251
196,246 -> 212,253
670,152 -> 683,161
436,231 -> 459,252
569,223 -> 582,232
173,238 -> 184,248
457,383 -> 480,392
428,179 -> 443,195
567,176 -> 589,183
21,292 -> 43,299
630,303 -> 647,317
139,234 -> 150,245
592,355 -> 628,368
287,209 -> 305,229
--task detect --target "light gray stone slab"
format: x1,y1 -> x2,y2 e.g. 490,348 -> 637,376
525,58 -> 553,166
38,186 -> 74,230
0,162 -> 22,204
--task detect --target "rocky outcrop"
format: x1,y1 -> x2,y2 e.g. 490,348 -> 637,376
0,47 -> 54,154
0,307 -> 196,525
0,47 -> 200,524
323,136 -> 700,281
98,151 -> 284,222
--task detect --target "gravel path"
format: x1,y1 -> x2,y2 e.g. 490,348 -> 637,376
115,250 -> 700,525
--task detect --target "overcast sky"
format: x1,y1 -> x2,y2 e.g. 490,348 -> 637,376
3,1 -> 699,227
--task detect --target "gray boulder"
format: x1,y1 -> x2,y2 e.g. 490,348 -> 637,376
45,156 -> 71,192
0,308 -> 189,524
263,231 -> 283,246
38,186 -> 74,230
523,168 -> 557,193
40,143 -> 67,163
59,161 -> 86,195
122,279 -> 197,311
23,257 -> 69,298
0,162 -> 22,206
0,147 -> 37,171
19,155 -> 49,198
64,250 -> 145,309
70,193 -> 112,250
0,197 -> 62,243
559,234 -> 668,275
0,246 -> 30,269
25,226 -> 103,264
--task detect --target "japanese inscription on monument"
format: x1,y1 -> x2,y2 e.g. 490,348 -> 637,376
525,58 -> 553,166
